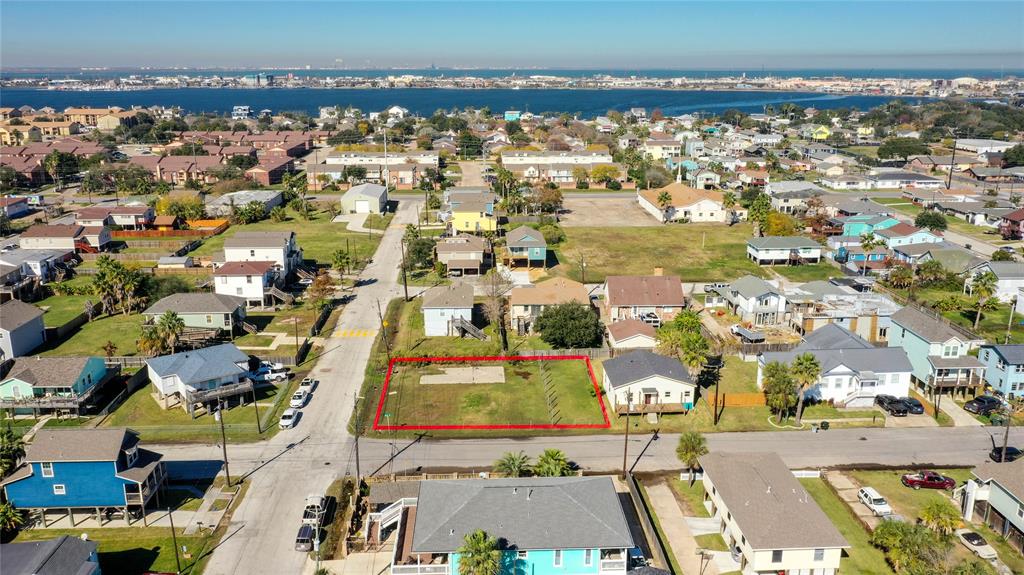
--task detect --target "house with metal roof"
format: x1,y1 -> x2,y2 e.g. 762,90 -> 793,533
1,429 -> 166,527
340,183 -> 388,214
746,236 -> 822,265
888,306 -> 985,396
978,344 -> 1024,398
143,292 -> 247,332
144,343 -> 254,416
421,282 -> 476,338
0,356 -> 112,416
0,299 -> 45,360
699,452 -> 849,574
602,350 -> 696,414
760,324 -> 912,406
0,535 -> 100,575
373,477 -> 634,575
964,261 -> 1024,303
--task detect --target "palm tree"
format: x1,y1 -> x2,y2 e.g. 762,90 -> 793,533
916,260 -> 946,284
722,191 -> 737,222
102,340 -> 118,359
790,353 -> 821,425
919,499 -> 960,537
679,332 -> 709,380
655,326 -> 688,359
656,191 -> 673,221
0,501 -> 24,533
676,432 -> 708,486
493,451 -> 531,477
968,271 -> 998,329
457,530 -> 501,575
887,266 -> 914,289
534,448 -> 572,477
0,426 -> 26,477
157,311 -> 185,352
762,361 -> 797,424
137,324 -> 167,357
858,232 -> 882,276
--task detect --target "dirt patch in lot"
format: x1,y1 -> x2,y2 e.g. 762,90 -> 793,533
560,198 -> 657,227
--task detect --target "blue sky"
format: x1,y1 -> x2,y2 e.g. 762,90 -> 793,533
2,1 -> 1022,69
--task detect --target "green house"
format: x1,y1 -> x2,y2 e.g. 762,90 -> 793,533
142,293 -> 247,332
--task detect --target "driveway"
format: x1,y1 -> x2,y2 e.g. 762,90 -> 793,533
938,398 -> 984,427
560,197 -> 656,227
644,481 -> 721,575
457,160 -> 487,187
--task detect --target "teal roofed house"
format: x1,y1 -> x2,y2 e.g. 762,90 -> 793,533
836,214 -> 900,237
375,477 -> 634,575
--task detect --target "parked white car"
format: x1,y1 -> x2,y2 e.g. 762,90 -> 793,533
261,360 -> 285,370
279,408 -> 299,429
290,389 -> 309,409
956,529 -> 998,561
253,366 -> 289,383
857,487 -> 893,516
299,377 -> 318,392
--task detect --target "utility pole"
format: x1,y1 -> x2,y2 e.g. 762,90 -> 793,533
353,396 -> 362,486
621,393 -> 631,479
217,399 -> 232,487
1006,296 -> 1017,344
376,299 -> 392,361
946,128 -> 959,191
400,238 -> 410,302
252,386 -> 261,434
168,504 -> 182,575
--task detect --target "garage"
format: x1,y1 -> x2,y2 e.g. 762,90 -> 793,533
355,200 -> 370,213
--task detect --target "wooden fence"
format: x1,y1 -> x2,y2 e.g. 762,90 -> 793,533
103,356 -> 150,369
516,347 -> 611,359
626,474 -> 673,574
44,311 -> 88,341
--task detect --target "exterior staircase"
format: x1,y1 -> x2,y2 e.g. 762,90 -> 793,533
240,321 -> 259,335
267,285 -> 294,304
451,316 -> 486,340
295,266 -> 316,281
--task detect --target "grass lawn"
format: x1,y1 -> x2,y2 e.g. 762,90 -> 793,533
715,356 -> 759,394
770,263 -> 840,283
405,268 -> 450,287
888,286 -> 1024,343
871,197 -> 913,205
378,358 -> 604,428
848,469 -> 974,520
35,294 -> 91,327
40,313 -> 144,357
799,478 -> 895,575
843,146 -> 880,159
694,533 -> 729,552
99,380 -> 285,443
189,206 -> 380,264
233,334 -> 275,347
363,212 -> 394,231
671,479 -> 709,518
880,202 -> 1009,245
11,527 -> 210,575
552,223 -> 768,283
164,487 -> 205,512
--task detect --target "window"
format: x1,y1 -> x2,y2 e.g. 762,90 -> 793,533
814,549 -> 824,561
517,550 -> 528,560
206,315 -> 213,323
246,275 -> 253,284
771,550 -> 783,563
984,350 -> 991,361
584,549 -> 593,566
553,550 -> 562,567
236,288 -> 242,295
1017,503 -> 1023,520
249,250 -> 255,257
1015,364 -> 1024,374
53,484 -> 66,495
664,391 -> 671,398
878,327 -> 888,338
125,446 -> 138,467
220,276 -> 227,284
41,462 -> 53,477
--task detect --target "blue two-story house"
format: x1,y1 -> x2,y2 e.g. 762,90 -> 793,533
0,356 -> 112,416
979,344 -> 1024,399
376,477 -> 634,575
505,226 -> 548,269
1,428 -> 167,527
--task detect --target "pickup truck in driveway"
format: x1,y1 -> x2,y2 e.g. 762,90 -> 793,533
901,470 -> 956,490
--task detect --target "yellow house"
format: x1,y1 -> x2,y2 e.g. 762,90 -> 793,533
856,126 -> 875,138
449,202 -> 498,234
810,125 -> 832,141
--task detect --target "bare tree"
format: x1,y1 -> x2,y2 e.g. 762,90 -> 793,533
481,268 -> 514,351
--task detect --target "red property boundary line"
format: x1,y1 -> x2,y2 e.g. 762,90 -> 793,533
372,355 -> 611,431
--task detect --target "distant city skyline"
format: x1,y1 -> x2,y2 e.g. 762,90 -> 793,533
2,1 -> 1022,70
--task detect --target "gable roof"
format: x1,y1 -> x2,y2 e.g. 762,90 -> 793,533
801,323 -> 874,350
411,477 -> 634,553
145,343 -> 249,386
975,261 -> 1024,280
972,458 -> 1024,498
421,282 -> 474,309
603,350 -> 692,388
747,236 -> 820,250
223,230 -> 294,249
0,299 -> 44,332
891,306 -> 978,343
982,344 -> 1024,366
699,452 -> 849,551
728,275 -> 779,299
214,261 -> 276,276
639,183 -> 723,209
605,275 -> 684,307
435,233 -> 488,254
510,278 -> 588,307
506,226 -> 546,249
4,357 -> 94,388
607,319 -> 657,342
1,535 -> 98,575
875,222 -> 932,239
144,293 -> 244,315
23,428 -> 137,463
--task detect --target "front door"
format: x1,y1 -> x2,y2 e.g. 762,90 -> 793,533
644,393 -> 655,405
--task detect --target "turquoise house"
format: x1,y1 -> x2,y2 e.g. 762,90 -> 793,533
979,344 -> 1024,398
665,157 -> 699,172
837,214 -> 900,237
0,356 -> 110,416
505,226 -> 548,268
888,307 -> 985,396
378,477 -> 634,575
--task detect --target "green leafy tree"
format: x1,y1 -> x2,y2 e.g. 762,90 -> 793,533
457,530 -> 501,575
157,311 -> 185,352
676,432 -> 708,486
991,249 -> 1015,262
920,499 -> 960,537
762,361 -> 798,423
790,353 -> 821,424
914,210 -> 948,232
968,271 -> 998,329
1002,144 -> 1024,167
492,451 -> 531,477
0,426 -> 26,477
748,194 -> 772,231
405,238 -> 437,270
332,249 -> 352,275
234,201 -> 267,224
42,150 -> 79,189
533,448 -> 572,477
887,265 -> 915,289
269,206 -> 288,222
534,303 -> 603,349
878,137 -> 930,161
0,501 -> 24,533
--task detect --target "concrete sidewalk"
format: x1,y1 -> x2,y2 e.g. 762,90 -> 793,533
645,481 -> 719,575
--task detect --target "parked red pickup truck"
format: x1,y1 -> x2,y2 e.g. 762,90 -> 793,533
901,470 -> 956,490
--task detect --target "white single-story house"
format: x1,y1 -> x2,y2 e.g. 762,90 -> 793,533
606,319 -> 658,350
145,343 -> 253,416
602,350 -> 696,413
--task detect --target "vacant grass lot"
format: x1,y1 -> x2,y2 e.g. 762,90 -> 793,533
378,358 -> 604,428
553,223 -> 768,282
873,199 -> 1011,245
799,478 -> 895,574
35,293 -> 91,327
770,263 -> 840,282
189,206 -> 380,264
885,285 -> 1024,344
671,479 -> 709,517
40,313 -> 144,357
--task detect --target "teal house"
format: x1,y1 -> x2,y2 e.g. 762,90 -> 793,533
835,214 -> 900,237
888,306 -> 985,397
505,226 -> 548,269
0,356 -> 111,416
378,477 -> 634,575
979,344 -> 1024,398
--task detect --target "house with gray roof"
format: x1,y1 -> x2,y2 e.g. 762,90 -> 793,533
0,535 -> 100,575
760,323 -> 912,406
504,226 -> 547,268
143,292 -> 247,332
340,183 -> 388,214
206,189 -> 283,217
978,344 -> 1024,398
0,356 -> 112,415
699,452 -> 849,574
0,299 -> 45,360
960,459 -> 1024,555
602,350 -> 696,413
708,275 -> 788,326
888,306 -> 985,395
145,343 -> 253,416
421,282 -> 475,337
746,236 -> 822,265
378,477 -> 634,575
965,261 -> 1024,303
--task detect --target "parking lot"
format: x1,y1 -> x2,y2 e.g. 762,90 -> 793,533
560,197 -> 656,227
